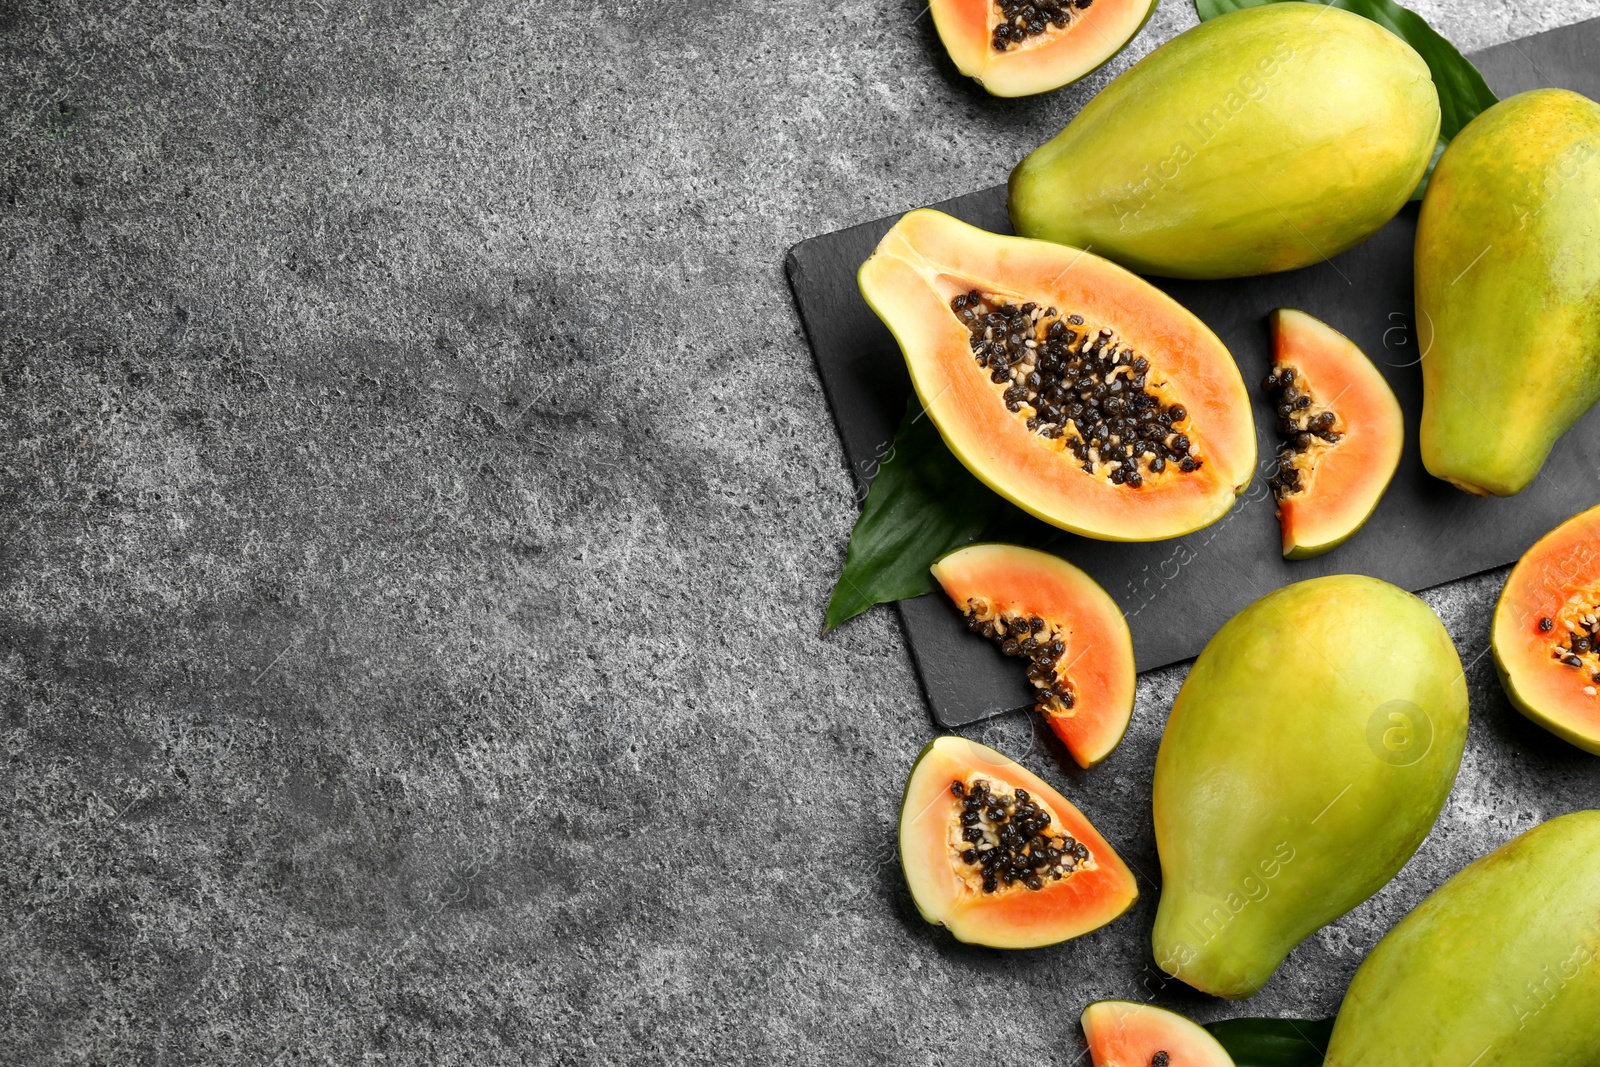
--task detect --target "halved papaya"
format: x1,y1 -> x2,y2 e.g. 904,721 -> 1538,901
931,0 -> 1156,98
899,735 -> 1138,948
1262,309 -> 1402,559
930,543 -> 1134,768
860,209 -> 1255,542
1492,502 -> 1600,755
1081,1002 -> 1236,1067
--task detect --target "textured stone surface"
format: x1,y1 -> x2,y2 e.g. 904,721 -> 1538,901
4,2 -> 1600,1063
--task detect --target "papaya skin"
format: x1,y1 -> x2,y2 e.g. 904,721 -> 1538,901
1151,576 -> 1467,999
1417,89 -> 1600,497
1008,3 -> 1439,279
1324,811 -> 1600,1067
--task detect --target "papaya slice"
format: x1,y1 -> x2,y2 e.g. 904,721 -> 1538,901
931,0 -> 1155,98
1492,502 -> 1600,755
1081,1002 -> 1236,1067
898,735 -> 1138,948
1262,309 -> 1402,559
860,209 -> 1255,542
931,543 -> 1134,768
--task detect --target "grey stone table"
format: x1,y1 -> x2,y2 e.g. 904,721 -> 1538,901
5,2 -> 1600,1063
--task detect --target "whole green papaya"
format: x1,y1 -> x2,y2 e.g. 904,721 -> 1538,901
1151,575 -> 1467,999
1325,811 -> 1600,1066
1417,89 -> 1600,496
1008,3 -> 1439,279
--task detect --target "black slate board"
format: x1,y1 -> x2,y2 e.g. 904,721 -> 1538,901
788,17 -> 1600,728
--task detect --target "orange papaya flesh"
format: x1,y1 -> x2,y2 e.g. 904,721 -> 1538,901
1081,1001 -> 1236,1067
898,735 -> 1138,949
859,209 -> 1255,543
931,543 -> 1134,768
931,0 -> 1155,98
1263,309 -> 1403,560
1493,502 -> 1600,755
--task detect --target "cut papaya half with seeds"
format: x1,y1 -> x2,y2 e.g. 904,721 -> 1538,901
931,543 -> 1134,768
931,0 -> 1156,97
1492,502 -> 1600,755
898,735 -> 1138,948
1081,1001 -> 1236,1067
859,209 -> 1255,542
1262,309 -> 1402,559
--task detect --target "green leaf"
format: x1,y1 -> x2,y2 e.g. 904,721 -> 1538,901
824,399 -> 1060,631
1205,1017 -> 1336,1067
1192,0 -> 1498,197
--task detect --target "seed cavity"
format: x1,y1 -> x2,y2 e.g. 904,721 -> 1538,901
950,289 -> 1201,488
1548,605 -> 1600,695
1262,364 -> 1343,501
960,596 -> 1076,717
949,777 -> 1088,894
991,0 -> 1094,52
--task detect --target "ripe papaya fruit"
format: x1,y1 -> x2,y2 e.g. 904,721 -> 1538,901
1263,309 -> 1403,559
1008,3 -> 1440,279
1416,89 -> 1600,496
898,736 -> 1138,948
931,0 -> 1156,98
1081,1002 -> 1235,1067
1324,811 -> 1600,1067
931,544 -> 1135,768
1491,502 -> 1600,754
1151,575 -> 1467,999
858,209 -> 1255,542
